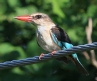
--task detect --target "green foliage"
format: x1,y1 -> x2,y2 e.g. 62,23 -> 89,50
0,0 -> 97,81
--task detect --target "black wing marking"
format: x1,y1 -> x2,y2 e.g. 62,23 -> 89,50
51,25 -> 71,43
51,25 -> 73,64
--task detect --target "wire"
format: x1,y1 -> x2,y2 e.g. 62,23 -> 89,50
0,42 -> 97,70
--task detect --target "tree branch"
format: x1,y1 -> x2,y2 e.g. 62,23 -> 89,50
85,18 -> 97,68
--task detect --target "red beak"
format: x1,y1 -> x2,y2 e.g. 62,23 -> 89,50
14,15 -> 32,22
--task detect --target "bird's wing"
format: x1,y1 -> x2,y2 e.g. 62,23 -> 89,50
50,25 -> 72,49
50,25 -> 78,59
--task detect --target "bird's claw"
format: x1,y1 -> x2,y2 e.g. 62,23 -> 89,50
51,51 -> 56,55
39,51 -> 56,60
39,53 -> 44,60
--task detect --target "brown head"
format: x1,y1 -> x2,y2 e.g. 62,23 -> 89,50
14,12 -> 54,27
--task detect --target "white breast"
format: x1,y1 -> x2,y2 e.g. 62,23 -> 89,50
36,26 -> 61,52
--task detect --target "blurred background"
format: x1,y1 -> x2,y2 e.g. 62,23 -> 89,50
0,0 -> 97,81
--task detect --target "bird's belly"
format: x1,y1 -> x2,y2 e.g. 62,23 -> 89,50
37,34 -> 61,52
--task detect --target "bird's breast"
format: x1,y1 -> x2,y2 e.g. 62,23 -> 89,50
36,28 -> 61,52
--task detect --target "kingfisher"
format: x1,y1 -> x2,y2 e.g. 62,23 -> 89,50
14,12 -> 89,75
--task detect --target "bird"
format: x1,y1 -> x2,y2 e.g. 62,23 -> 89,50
14,12 -> 89,75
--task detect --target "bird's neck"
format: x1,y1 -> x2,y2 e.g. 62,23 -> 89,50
37,23 -> 56,30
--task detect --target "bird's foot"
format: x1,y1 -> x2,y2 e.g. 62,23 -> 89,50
51,51 -> 56,55
39,53 -> 44,60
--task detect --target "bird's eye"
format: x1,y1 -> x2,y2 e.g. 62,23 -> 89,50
35,15 -> 42,19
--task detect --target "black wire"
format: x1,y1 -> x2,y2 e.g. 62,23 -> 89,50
0,42 -> 97,70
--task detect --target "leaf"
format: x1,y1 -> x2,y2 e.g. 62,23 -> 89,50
87,5 -> 97,17
8,0 -> 20,7
50,0 -> 65,18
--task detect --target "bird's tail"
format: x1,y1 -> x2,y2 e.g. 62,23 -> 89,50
62,42 -> 89,75
70,55 -> 89,76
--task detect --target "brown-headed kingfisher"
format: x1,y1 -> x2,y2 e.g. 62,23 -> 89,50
14,12 -> 89,75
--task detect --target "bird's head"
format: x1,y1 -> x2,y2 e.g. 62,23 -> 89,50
15,12 -> 54,27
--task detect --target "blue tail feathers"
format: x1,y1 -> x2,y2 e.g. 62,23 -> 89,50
62,42 -> 89,75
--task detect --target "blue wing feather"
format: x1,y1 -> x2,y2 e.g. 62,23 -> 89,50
51,33 -> 78,59
62,42 -> 78,59
51,33 -> 63,48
